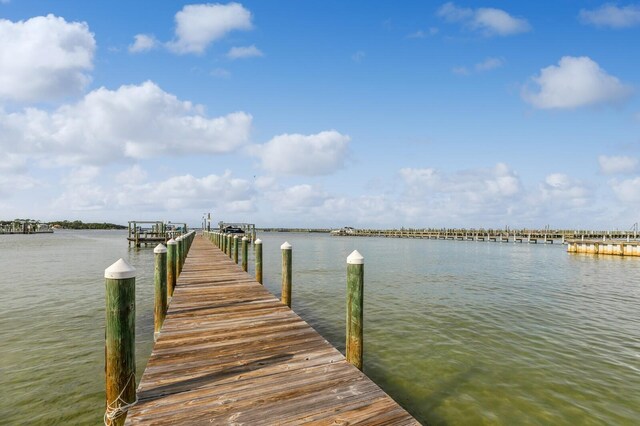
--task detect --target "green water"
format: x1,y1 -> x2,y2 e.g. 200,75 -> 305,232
0,230 -> 155,424
1,231 -> 639,424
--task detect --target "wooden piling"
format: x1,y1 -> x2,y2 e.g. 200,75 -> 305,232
346,250 -> 364,371
176,236 -> 183,277
104,259 -> 136,426
166,238 -> 177,297
241,236 -> 248,271
281,242 -> 292,307
153,244 -> 167,340
255,238 -> 263,284
233,235 -> 239,264
181,235 -> 187,266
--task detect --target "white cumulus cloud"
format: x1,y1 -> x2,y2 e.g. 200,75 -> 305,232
522,56 -> 633,109
539,173 -> 590,207
227,45 -> 263,59
610,177 -> 640,203
0,153 -> 27,173
0,81 -> 252,165
400,163 -> 521,199
0,14 -> 95,102
438,2 -> 530,36
579,4 -> 640,28
167,2 -> 253,54
252,130 -> 350,176
116,164 -> 148,185
598,155 -> 638,174
129,34 -> 158,53
0,175 -> 41,198
267,184 -> 329,213
54,170 -> 256,213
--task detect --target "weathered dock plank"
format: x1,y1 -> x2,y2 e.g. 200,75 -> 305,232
126,235 -> 418,425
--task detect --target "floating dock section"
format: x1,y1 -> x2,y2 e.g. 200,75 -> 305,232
566,239 -> 640,257
126,236 -> 418,425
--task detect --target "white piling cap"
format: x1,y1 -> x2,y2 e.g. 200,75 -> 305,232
105,258 -> 136,279
281,241 -> 292,250
154,244 -> 167,254
167,238 -> 177,245
347,250 -> 364,264
242,236 -> 248,241
255,238 -> 262,244
234,235 -> 239,239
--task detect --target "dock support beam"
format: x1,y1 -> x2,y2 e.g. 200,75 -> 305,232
167,238 -> 177,297
241,236 -> 248,271
255,239 -> 263,284
154,244 -> 167,340
281,242 -> 292,307
233,235 -> 239,264
104,259 -> 136,426
346,250 -> 364,371
176,236 -> 183,277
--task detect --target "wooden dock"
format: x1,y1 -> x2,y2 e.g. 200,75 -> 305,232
327,227 -> 640,244
125,235 -> 418,425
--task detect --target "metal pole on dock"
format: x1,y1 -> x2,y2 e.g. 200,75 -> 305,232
241,236 -> 248,271
255,239 -> 263,284
346,250 -> 364,371
167,238 -> 177,297
104,259 -> 136,426
281,242 -> 292,307
233,235 -> 239,264
154,244 -> 167,340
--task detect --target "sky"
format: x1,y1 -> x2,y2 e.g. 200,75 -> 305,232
1,1 -> 639,229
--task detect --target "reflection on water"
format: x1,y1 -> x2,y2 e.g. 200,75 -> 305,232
1,231 -> 639,424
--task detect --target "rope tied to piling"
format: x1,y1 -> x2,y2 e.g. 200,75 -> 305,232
104,373 -> 137,426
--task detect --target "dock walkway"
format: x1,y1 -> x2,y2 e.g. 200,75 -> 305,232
126,235 -> 418,425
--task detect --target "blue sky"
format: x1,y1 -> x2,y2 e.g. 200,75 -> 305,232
1,1 -> 639,229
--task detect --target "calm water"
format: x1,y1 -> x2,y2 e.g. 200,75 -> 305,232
1,231 -> 639,424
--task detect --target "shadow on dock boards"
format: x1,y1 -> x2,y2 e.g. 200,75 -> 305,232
137,353 -> 295,402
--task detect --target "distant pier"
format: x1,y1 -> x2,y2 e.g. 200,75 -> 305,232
127,221 -> 187,247
0,220 -> 53,234
329,227 -> 640,245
